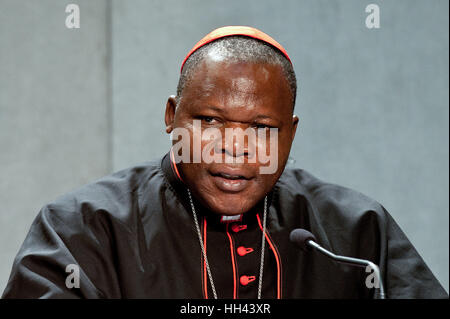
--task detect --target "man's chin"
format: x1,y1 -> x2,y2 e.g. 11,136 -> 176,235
203,193 -> 256,216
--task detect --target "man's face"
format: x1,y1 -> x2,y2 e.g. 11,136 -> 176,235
165,55 -> 298,215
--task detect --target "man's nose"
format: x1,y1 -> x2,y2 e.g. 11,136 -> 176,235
221,127 -> 256,159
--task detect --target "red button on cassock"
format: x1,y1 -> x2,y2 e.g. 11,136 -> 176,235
237,246 -> 254,256
240,275 -> 256,286
231,224 -> 247,233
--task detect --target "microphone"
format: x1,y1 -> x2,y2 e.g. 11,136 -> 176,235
289,228 -> 386,299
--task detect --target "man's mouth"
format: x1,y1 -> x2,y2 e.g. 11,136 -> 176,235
211,172 -> 249,180
209,169 -> 253,193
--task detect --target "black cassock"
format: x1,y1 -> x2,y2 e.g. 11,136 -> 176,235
2,153 -> 447,299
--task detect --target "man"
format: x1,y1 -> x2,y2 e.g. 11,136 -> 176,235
2,26 -> 447,299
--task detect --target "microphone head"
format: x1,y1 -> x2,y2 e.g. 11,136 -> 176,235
289,229 -> 317,251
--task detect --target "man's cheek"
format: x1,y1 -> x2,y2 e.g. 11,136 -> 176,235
256,128 -> 279,175
170,127 -> 191,164
192,120 -> 203,163
201,128 -> 223,164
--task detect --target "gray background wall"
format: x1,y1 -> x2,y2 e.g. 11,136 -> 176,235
1,0 -> 448,294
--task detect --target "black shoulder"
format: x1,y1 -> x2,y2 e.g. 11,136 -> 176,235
276,168 -> 386,220
41,159 -> 164,227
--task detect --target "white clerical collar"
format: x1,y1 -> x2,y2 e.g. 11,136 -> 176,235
220,214 -> 243,223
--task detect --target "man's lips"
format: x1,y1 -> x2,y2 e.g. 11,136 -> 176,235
211,172 -> 249,180
209,168 -> 254,193
209,166 -> 254,180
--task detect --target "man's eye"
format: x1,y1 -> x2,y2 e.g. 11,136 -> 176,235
200,116 -> 215,123
254,123 -> 271,129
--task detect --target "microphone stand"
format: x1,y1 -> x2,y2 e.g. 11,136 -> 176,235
307,240 -> 386,299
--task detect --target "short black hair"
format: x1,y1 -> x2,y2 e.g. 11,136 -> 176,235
177,36 -> 297,109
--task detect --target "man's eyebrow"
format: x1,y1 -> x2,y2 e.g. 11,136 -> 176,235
253,114 -> 283,125
197,105 -> 282,124
202,105 -> 224,113
253,114 -> 274,120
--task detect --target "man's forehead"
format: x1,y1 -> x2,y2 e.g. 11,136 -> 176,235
179,59 -> 291,120
186,59 -> 286,101
198,57 -> 275,84
182,84 -> 287,125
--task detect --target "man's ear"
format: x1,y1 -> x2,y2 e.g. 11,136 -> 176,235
291,115 -> 299,141
165,95 -> 177,134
